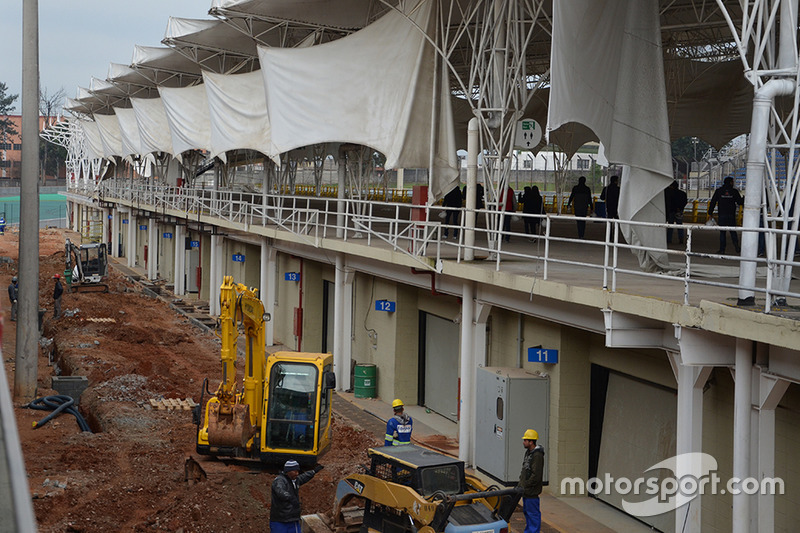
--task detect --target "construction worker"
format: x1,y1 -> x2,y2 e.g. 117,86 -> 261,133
518,429 -> 545,533
385,399 -> 413,446
270,459 -> 324,533
7,275 -> 18,321
53,274 -> 64,319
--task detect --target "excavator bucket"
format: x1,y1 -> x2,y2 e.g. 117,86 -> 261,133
207,402 -> 254,448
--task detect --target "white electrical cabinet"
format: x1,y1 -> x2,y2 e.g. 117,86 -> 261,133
475,366 -> 549,485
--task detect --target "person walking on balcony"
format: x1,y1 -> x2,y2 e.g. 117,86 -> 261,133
8,275 -> 18,321
53,274 -> 64,319
442,185 -> 463,239
665,180 -> 688,244
600,175 -> 620,219
519,429 -> 545,533
385,399 -> 413,446
567,176 -> 593,239
522,186 -> 544,238
708,176 -> 744,254
502,185 -> 516,243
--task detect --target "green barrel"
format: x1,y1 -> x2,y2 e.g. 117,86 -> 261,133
354,363 -> 377,399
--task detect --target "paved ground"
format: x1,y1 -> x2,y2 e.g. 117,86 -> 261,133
332,392 -> 621,533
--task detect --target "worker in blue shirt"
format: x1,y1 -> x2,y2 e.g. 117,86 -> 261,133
385,399 -> 413,446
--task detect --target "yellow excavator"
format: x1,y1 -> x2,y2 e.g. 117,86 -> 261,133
195,276 -> 336,465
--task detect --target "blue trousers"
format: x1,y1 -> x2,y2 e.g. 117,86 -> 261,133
270,521 -> 301,533
523,497 -> 541,533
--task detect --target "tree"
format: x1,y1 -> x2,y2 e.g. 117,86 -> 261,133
672,136 -> 711,178
39,86 -> 65,183
39,137 -> 66,180
0,82 -> 19,179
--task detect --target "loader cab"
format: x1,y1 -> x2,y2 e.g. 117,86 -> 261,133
367,445 -> 466,497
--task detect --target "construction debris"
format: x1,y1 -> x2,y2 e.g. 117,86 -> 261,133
149,398 -> 198,411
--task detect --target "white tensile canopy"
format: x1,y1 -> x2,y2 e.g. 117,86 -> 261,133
203,70 -> 271,162
59,0 -> 777,271
257,1 -> 458,200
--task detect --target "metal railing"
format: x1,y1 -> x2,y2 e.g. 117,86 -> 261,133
76,180 -> 799,312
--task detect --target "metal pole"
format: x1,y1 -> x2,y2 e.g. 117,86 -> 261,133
15,0 -> 40,403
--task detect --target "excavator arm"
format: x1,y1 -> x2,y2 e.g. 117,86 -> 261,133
205,275 -> 254,448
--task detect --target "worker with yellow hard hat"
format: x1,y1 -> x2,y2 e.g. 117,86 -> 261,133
518,428 -> 544,533
385,398 -> 413,446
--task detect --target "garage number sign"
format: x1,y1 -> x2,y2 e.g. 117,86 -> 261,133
375,300 -> 396,312
232,254 -> 245,262
528,347 -> 558,364
285,272 -> 300,282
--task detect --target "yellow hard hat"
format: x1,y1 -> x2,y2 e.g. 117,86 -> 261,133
392,399 -> 404,409
522,429 -> 538,441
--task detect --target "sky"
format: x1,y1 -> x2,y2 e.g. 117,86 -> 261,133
0,1 -> 206,113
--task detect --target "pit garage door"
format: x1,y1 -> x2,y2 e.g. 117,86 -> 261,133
592,369 -> 677,532
420,312 -> 459,422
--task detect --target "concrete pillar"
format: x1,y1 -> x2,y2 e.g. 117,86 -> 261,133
332,254 -> 355,391
111,208 -> 120,258
470,301 -> 492,468
173,224 -> 185,295
127,211 -> 137,268
668,351 -> 711,533
260,238 -> 276,346
733,339 -> 753,532
752,367 -> 789,532
210,234 -> 223,316
458,282 -> 475,465
102,208 -> 110,248
342,267 -> 354,392
147,220 -> 158,280
333,254 -> 345,389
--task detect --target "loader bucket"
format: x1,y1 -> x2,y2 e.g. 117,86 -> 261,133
207,402 -> 254,448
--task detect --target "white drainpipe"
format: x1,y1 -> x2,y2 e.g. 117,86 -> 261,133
739,0 -> 797,304
738,81 -> 794,304
465,118 -> 479,261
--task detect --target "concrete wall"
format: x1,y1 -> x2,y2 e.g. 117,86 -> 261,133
159,226 -> 175,283
273,254 -> 301,350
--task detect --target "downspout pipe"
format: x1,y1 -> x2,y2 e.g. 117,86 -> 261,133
737,78 -> 794,305
465,118 -> 478,261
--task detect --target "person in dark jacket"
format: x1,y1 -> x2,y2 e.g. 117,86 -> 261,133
270,459 -> 323,533
502,185 -> 516,242
442,185 -> 463,239
518,429 -> 544,533
53,274 -> 64,319
708,176 -> 744,254
664,180 -> 688,244
522,186 -> 544,238
599,175 -> 620,219
567,176 -> 593,239
8,275 -> 18,321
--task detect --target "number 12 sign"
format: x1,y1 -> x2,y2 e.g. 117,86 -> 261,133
375,300 -> 396,312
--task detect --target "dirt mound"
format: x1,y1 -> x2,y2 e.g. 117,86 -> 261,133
3,228 -> 381,532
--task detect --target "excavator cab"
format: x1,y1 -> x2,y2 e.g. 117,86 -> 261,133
65,238 -> 109,292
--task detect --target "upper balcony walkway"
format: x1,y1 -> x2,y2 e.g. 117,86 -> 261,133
66,180 -> 800,349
